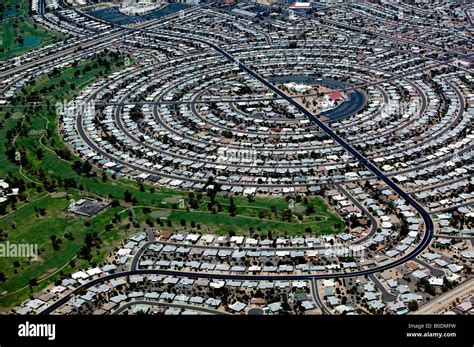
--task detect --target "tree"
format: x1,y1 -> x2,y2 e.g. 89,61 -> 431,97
78,245 -> 92,261
50,235 -> 62,251
64,232 -> 74,241
282,209 -> 292,222
72,160 -> 92,175
305,203 -> 315,215
36,148 -> 43,160
222,130 -> 233,138
82,161 -> 92,175
124,190 -> 132,203
228,197 -> 237,217
408,300 -> 418,311
29,278 -> 38,287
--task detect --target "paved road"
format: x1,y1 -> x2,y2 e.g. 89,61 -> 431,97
202,34 -> 435,269
429,201 -> 474,214
71,28 -> 465,190
9,17 -> 465,191
321,18 -> 472,60
411,176 -> 470,193
0,0 -> 162,81
464,8 -> 473,26
336,183 -> 378,243
368,274 -> 396,302
0,30 -> 127,79
130,241 -> 153,271
0,65 -> 429,107
90,67 -> 471,174
146,229 -> 155,242
42,253 -> 439,315
112,300 -> 229,315
42,23 -> 435,315
433,234 -> 474,240
311,278 -> 331,315
413,258 -> 445,277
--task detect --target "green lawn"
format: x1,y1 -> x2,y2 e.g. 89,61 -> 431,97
0,0 -> 63,61
162,195 -> 343,236
0,52 -> 135,308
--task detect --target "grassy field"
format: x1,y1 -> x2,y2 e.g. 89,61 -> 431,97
0,0 -> 63,61
0,52 -> 134,308
0,52 -> 345,309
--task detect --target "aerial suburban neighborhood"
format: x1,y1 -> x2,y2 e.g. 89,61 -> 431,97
0,0 -> 472,339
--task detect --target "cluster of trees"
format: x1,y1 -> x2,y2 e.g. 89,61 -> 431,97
50,235 -> 62,251
34,206 -> 47,217
204,180 -> 222,213
72,160 -> 93,176
417,278 -> 436,296
187,192 -> 200,209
